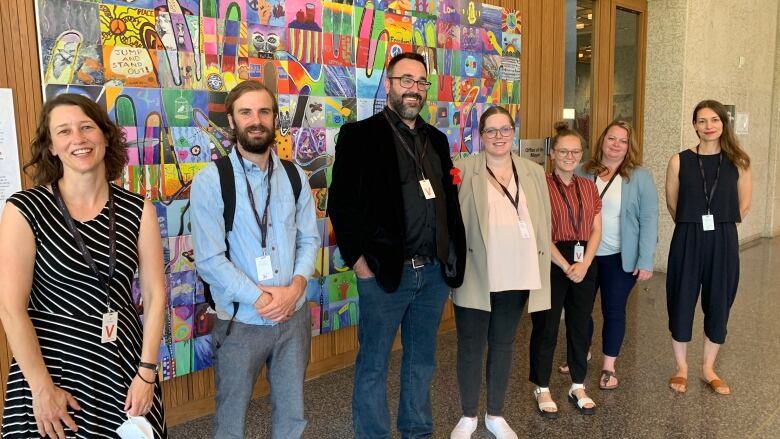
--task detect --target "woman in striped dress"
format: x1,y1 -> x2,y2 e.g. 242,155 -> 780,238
0,94 -> 167,437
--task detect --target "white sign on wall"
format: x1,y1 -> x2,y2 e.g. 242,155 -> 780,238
0,88 -> 22,217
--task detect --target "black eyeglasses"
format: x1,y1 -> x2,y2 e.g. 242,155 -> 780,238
388,76 -> 432,91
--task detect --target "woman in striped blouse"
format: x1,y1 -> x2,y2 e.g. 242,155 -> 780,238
0,94 -> 167,437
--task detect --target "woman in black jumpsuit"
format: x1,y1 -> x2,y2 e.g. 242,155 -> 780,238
665,100 -> 752,395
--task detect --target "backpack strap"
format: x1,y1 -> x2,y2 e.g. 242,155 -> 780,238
214,155 -> 236,235
279,158 -> 302,203
210,155 -> 239,335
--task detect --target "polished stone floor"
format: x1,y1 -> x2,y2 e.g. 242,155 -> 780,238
170,238 -> 780,438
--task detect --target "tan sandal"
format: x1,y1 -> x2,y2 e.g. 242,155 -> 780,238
703,378 -> 731,395
668,376 -> 688,393
600,370 -> 618,390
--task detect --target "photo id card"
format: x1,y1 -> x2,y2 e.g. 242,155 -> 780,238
101,311 -> 118,344
518,220 -> 531,239
255,255 -> 274,281
419,179 -> 436,199
573,243 -> 585,262
702,214 -> 715,231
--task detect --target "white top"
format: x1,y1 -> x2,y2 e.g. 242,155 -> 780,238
595,174 -> 622,256
486,176 -> 542,292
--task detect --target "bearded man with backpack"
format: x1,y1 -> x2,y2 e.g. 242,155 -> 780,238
190,80 -> 319,439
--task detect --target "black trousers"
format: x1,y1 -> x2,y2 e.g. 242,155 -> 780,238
666,222 -> 739,344
530,241 -> 598,386
454,291 -> 528,417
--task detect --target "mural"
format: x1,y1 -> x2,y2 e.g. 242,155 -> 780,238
36,0 -> 522,380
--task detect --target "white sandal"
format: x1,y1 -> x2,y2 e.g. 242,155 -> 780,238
568,383 -> 596,415
533,387 -> 559,419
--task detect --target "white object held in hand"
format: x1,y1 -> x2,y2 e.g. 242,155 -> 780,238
117,416 -> 154,439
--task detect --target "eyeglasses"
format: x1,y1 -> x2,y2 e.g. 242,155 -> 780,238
388,76 -> 432,91
554,149 -> 583,158
482,126 -> 514,139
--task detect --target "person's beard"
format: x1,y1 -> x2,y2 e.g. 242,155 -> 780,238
235,122 -> 275,154
388,89 -> 425,121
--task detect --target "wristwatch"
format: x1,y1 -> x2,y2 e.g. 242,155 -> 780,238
139,361 -> 159,374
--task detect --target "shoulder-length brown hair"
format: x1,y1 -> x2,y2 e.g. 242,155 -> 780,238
692,99 -> 750,170
24,93 -> 128,186
582,120 -> 641,181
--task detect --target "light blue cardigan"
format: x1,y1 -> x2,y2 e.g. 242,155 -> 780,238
576,165 -> 659,272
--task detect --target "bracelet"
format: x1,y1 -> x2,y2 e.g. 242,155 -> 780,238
136,370 -> 155,385
139,361 -> 158,372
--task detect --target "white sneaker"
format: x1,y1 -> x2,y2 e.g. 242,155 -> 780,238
450,416 -> 478,439
485,415 -> 518,439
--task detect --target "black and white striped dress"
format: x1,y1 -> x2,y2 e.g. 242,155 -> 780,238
2,184 -> 166,438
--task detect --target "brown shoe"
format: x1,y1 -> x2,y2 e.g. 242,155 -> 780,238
600,370 -> 619,390
703,378 -> 731,395
668,376 -> 688,393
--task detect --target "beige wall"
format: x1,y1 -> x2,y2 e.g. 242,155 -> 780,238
643,0 -> 780,271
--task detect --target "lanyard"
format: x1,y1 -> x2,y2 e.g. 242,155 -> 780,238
52,181 -> 116,312
486,160 -> 520,215
552,173 -> 583,240
236,151 -> 273,251
593,170 -> 619,199
383,109 -> 428,180
696,144 -> 722,214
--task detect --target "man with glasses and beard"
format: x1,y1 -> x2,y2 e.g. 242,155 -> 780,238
190,81 -> 319,438
328,52 -> 466,438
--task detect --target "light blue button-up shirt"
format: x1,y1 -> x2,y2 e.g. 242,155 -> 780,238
190,149 -> 319,325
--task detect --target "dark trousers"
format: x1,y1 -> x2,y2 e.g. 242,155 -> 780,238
666,223 -> 739,344
587,253 -> 637,357
352,260 -> 450,439
530,241 -> 598,386
454,291 -> 528,417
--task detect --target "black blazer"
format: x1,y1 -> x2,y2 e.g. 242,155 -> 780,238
327,112 -> 466,292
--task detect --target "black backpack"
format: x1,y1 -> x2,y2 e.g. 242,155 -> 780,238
202,155 -> 302,321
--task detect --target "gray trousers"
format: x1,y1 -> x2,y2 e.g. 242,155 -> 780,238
212,305 -> 311,439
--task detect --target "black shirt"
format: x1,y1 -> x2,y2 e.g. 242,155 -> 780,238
384,107 -> 441,258
675,149 -> 741,223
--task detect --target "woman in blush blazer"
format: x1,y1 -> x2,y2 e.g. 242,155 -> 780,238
449,106 -> 551,439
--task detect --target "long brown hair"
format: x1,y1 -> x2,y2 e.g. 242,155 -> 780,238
582,120 -> 641,181
24,93 -> 127,185
692,100 -> 750,170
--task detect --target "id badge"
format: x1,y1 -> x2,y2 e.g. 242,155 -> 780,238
101,311 -> 118,344
517,219 -> 531,239
702,214 -> 715,231
419,179 -> 436,199
255,255 -> 274,281
573,243 -> 585,262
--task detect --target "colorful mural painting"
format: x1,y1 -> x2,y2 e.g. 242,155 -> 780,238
35,0 -> 522,380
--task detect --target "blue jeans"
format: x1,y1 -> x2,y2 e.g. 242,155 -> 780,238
212,305 -> 311,439
352,259 -> 450,439
588,253 -> 638,357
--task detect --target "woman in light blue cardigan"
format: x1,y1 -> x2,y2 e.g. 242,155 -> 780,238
570,120 -> 659,389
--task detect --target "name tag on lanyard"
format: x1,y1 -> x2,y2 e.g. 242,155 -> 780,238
256,254 -> 274,281
573,243 -> 585,262
518,219 -> 531,239
702,214 -> 715,231
419,179 -> 436,199
102,311 -> 119,344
